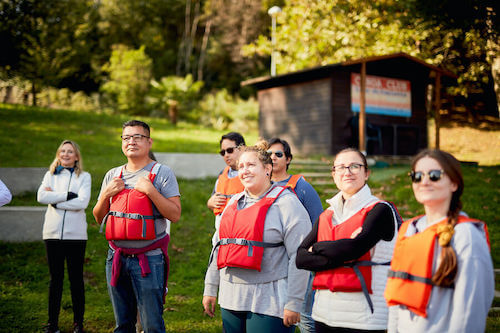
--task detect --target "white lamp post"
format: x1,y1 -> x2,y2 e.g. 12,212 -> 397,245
267,6 -> 281,77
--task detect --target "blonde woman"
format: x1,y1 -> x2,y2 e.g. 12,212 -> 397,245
203,142 -> 312,332
37,140 -> 91,333
385,149 -> 494,332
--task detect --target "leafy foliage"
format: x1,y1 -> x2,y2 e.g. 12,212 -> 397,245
148,74 -> 204,123
100,45 -> 153,115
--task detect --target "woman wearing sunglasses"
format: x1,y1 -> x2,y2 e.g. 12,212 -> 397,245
296,148 -> 400,332
267,137 -> 323,333
203,141 -> 312,332
385,149 -> 493,332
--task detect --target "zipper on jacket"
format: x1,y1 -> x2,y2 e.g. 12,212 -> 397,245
60,171 -> 73,240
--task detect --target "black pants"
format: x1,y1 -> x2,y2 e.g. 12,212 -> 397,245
45,239 -> 86,327
315,321 -> 386,333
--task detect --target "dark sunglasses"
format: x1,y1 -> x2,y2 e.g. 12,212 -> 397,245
410,169 -> 445,183
266,150 -> 284,158
219,147 -> 237,156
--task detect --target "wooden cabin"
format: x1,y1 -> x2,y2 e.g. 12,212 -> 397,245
242,53 -> 455,156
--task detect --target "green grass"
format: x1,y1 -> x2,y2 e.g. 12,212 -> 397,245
1,104 -> 499,332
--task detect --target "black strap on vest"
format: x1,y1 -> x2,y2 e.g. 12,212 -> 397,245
343,260 -> 391,314
208,238 -> 284,267
387,270 -> 434,285
99,211 -> 162,238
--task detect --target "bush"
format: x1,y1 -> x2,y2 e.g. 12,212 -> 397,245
196,89 -> 258,132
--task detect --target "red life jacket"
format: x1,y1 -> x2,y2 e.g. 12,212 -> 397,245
216,186 -> 287,271
313,201 -> 381,293
213,166 -> 244,215
384,215 -> 490,318
100,163 -> 162,240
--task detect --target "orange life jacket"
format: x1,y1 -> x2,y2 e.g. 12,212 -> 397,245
313,201 -> 381,293
213,166 -> 244,215
216,186 -> 287,271
100,163 -> 162,240
384,215 -> 490,318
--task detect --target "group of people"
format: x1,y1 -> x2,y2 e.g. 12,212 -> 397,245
34,120 -> 493,333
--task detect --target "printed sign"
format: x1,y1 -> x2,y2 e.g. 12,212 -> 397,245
351,73 -> 411,117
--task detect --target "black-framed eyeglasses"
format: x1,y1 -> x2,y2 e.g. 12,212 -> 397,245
266,150 -> 284,158
410,169 -> 445,183
121,134 -> 150,142
219,147 -> 237,156
332,163 -> 364,174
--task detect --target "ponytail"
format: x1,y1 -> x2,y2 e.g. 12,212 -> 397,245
431,193 -> 462,287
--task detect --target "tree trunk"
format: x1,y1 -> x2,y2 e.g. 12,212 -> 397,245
187,0 -> 200,76
183,0 -> 192,74
31,81 -> 37,106
198,17 -> 212,82
168,101 -> 178,125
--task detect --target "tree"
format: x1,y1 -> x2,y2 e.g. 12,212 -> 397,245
100,45 -> 153,115
0,0 -> 99,104
244,0 -> 499,116
148,74 -> 203,124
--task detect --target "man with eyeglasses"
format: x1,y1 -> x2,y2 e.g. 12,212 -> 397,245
93,120 -> 181,332
207,132 -> 245,245
267,137 -> 323,333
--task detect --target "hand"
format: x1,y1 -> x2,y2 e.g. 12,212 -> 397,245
208,193 -> 227,210
103,177 -> 125,198
44,187 -> 53,191
134,176 -> 155,196
202,296 -> 217,317
283,309 -> 300,327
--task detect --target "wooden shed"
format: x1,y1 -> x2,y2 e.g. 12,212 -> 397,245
243,53 -> 455,156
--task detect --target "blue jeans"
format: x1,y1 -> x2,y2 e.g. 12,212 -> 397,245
106,249 -> 165,333
298,273 -> 316,333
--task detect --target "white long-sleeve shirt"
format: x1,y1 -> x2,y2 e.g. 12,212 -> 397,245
0,179 -> 12,207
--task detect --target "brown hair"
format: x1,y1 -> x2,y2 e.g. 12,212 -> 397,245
49,140 -> 84,176
333,147 -> 369,170
411,149 -> 464,287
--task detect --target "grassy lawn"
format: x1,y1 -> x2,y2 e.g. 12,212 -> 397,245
1,104 -> 499,332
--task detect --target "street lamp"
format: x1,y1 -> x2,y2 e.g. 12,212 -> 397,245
267,6 -> 281,77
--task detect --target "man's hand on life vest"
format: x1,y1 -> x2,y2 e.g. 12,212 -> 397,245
202,296 -> 217,317
207,193 -> 227,210
283,309 -> 300,327
135,176 -> 155,196
104,177 -> 125,198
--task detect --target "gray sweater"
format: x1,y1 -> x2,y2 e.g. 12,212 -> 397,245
204,184 -> 312,317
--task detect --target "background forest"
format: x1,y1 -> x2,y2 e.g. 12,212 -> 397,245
1,0 -> 499,127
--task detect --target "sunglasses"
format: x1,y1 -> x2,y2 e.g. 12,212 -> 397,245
219,147 -> 237,156
410,169 -> 445,183
266,150 -> 284,158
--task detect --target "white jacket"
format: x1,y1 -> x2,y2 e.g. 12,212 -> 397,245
37,168 -> 91,240
312,185 -> 398,330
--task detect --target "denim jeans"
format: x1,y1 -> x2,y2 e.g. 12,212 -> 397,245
106,249 -> 165,333
298,273 -> 316,333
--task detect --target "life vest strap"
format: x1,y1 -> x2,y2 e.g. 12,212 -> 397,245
208,238 -> 284,267
344,260 -> 391,314
100,211 -> 161,239
387,269 -> 434,285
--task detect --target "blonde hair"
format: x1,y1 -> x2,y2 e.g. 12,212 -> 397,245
49,140 -> 84,176
240,140 -> 272,166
